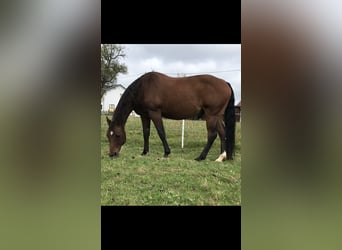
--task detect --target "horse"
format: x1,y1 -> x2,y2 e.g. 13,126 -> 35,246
106,71 -> 235,161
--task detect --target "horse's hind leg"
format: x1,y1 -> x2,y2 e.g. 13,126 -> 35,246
214,119 -> 227,162
195,116 -> 218,161
215,151 -> 227,162
148,110 -> 171,157
217,119 -> 226,154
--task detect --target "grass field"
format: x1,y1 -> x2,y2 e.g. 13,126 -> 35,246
101,114 -> 241,205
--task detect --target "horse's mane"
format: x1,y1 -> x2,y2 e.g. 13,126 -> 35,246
110,74 -> 144,127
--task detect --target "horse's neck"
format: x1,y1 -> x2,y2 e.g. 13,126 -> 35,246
113,86 -> 135,126
113,104 -> 133,127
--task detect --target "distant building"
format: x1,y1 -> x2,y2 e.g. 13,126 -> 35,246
101,84 -> 126,113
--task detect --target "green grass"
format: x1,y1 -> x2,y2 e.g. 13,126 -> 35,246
101,115 -> 241,205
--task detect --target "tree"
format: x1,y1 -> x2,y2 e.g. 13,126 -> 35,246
101,44 -> 127,98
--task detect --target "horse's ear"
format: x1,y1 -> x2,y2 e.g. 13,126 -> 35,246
106,116 -> 112,126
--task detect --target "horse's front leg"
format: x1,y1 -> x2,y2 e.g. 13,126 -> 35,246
140,115 -> 151,155
148,111 -> 171,157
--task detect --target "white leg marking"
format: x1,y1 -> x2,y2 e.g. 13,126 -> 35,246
215,151 -> 227,162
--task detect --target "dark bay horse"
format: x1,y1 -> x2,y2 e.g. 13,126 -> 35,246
106,71 -> 235,161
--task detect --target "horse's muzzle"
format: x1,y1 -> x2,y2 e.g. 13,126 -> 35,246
109,152 -> 119,158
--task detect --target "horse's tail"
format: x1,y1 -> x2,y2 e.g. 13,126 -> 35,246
224,82 -> 236,160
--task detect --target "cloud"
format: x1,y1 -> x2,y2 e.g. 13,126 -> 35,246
116,44 -> 241,102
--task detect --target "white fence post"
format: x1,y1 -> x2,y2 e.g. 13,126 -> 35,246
177,73 -> 187,149
181,119 -> 185,148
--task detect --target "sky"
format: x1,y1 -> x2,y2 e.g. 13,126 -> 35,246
115,44 -> 241,104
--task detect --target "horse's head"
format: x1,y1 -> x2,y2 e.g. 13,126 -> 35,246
106,117 -> 126,157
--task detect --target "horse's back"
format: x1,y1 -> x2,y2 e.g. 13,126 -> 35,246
137,72 -> 232,118
141,72 -> 230,98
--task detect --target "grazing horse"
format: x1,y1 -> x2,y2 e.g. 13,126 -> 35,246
106,71 -> 235,161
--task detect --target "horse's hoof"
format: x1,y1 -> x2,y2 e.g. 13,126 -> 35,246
141,151 -> 148,156
215,151 -> 227,162
195,156 -> 205,161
